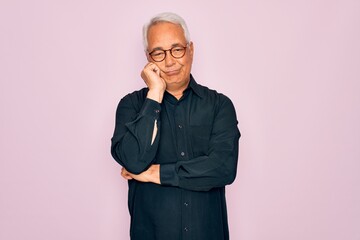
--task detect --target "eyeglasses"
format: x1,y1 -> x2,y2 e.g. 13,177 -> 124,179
148,43 -> 189,62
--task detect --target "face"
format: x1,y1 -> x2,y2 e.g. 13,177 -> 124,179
147,22 -> 194,90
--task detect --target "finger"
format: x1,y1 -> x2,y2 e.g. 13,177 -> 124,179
123,175 -> 133,180
121,168 -> 134,180
141,63 -> 155,80
153,67 -> 161,76
121,171 -> 133,180
146,62 -> 161,75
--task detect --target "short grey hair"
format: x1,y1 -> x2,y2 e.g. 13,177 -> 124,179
142,12 -> 191,51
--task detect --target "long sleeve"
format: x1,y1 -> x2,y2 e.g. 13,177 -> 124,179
114,77 -> 238,239
111,93 -> 161,174
160,95 -> 240,191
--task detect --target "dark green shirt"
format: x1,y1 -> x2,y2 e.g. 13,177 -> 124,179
111,75 -> 241,240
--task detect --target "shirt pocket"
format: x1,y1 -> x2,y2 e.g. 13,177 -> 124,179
189,125 -> 212,157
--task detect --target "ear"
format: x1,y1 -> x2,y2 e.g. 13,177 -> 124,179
145,51 -> 151,62
189,41 -> 194,58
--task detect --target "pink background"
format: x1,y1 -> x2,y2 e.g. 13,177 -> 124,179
1,0 -> 359,239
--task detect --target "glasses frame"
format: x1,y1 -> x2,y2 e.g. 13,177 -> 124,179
148,43 -> 189,62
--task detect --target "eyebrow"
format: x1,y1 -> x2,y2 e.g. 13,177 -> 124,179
149,43 -> 185,52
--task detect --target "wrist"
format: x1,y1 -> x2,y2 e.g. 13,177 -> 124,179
149,164 -> 161,184
147,89 -> 164,103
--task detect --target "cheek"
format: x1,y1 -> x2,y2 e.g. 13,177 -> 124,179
179,58 -> 190,68
157,63 -> 167,72
182,61 -> 191,72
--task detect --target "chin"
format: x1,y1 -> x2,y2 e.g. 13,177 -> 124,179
165,75 -> 182,84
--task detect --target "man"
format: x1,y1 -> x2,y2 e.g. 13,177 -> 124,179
111,12 -> 240,240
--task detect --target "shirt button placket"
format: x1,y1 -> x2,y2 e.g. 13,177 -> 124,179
176,106 -> 191,238
182,194 -> 191,238
178,123 -> 185,158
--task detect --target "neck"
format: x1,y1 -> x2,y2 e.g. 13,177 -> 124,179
167,88 -> 185,100
166,79 -> 190,100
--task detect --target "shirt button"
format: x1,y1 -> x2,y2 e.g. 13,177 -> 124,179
178,124 -> 183,129
184,202 -> 188,207
184,227 -> 189,232
154,109 -> 160,114
180,152 -> 185,157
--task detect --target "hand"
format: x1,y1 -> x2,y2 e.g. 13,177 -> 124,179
120,167 -> 134,180
141,63 -> 166,103
120,165 -> 160,184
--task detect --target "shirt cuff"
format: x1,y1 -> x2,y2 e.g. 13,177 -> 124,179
160,163 -> 179,187
140,98 -> 161,120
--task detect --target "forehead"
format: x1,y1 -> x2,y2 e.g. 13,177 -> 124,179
147,22 -> 187,49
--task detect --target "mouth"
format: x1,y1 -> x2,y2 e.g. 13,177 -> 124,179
164,69 -> 181,76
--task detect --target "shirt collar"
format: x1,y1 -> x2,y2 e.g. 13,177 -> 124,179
164,74 -> 204,103
188,74 -> 204,98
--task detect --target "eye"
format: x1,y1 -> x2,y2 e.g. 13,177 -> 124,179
173,47 -> 183,52
151,51 -> 164,57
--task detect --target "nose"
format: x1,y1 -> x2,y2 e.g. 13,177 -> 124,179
164,50 -> 176,67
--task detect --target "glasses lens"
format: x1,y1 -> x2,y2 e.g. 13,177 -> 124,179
171,47 -> 186,58
150,51 -> 166,62
149,46 -> 187,62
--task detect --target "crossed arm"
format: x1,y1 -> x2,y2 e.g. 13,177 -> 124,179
116,62 -> 165,185
121,164 -> 160,184
111,92 -> 240,191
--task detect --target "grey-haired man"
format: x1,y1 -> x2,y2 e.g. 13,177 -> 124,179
111,12 -> 240,240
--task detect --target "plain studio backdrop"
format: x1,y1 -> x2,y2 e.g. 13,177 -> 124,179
1,0 -> 359,239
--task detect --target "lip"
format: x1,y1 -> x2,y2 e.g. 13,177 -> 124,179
164,69 -> 181,76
